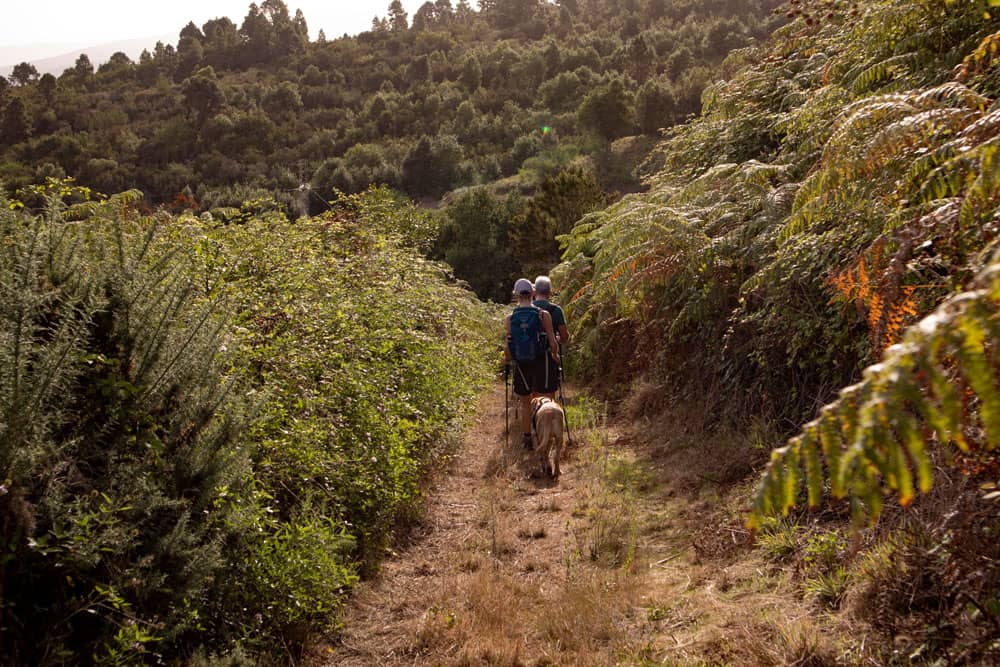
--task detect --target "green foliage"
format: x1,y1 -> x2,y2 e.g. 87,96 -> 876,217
802,567 -> 851,609
402,134 -> 466,198
0,184 -> 495,662
0,1 -> 779,210
0,97 -> 31,146
577,78 -> 636,141
0,182 -> 246,661
756,519 -> 800,562
557,0 -> 1000,426
201,186 -> 496,628
751,254 -> 1000,528
434,186 -> 521,302
509,167 -> 609,278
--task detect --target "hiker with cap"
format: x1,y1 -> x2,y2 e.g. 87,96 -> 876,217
532,275 -> 569,400
505,278 -> 560,449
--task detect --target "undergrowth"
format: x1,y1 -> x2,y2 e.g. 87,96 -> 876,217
0,183 -> 495,663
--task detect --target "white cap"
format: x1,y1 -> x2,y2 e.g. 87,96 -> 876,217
513,278 -> 534,294
533,275 -> 552,295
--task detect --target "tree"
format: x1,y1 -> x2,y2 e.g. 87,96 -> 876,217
543,41 -> 561,76
406,54 -> 431,83
38,73 -> 57,105
182,68 -> 225,126
98,51 -> 134,80
435,0 -> 454,22
240,3 -> 272,64
180,20 -> 204,41
272,4 -> 308,56
539,70 -> 582,111
301,65 -> 327,86
202,17 -> 242,70
455,0 -> 474,21
509,167 -> 608,275
262,81 -> 302,120
176,36 -> 205,79
136,49 -> 157,85
388,0 -> 409,31
0,96 -> 31,145
73,53 -> 94,78
435,188 -> 520,301
635,78 -> 676,135
151,42 -> 177,79
292,9 -> 309,44
626,34 -> 654,83
487,0 -> 541,31
402,134 -> 465,198
578,78 -> 635,141
460,55 -> 482,91
10,62 -> 39,86
413,2 -> 438,31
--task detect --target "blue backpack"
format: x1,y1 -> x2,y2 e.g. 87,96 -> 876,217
509,306 -> 544,363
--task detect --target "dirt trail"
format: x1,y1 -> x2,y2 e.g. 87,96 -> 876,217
321,384 -> 642,665
320,385 -> 867,666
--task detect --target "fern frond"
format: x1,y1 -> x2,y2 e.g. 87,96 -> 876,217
750,252 -> 1000,529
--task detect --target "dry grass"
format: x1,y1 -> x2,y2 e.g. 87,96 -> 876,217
322,385 -> 936,667
321,386 -> 650,666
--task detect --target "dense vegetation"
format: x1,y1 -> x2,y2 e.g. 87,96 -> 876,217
558,0 -> 999,424
554,0 -> 1000,660
0,0 -> 780,205
7,0 -> 1000,661
0,183 -> 493,662
0,0 -> 783,300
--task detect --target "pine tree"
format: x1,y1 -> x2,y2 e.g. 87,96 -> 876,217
0,97 -> 31,146
388,0 -> 409,31
9,62 -> 38,86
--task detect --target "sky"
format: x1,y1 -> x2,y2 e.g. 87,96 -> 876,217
1,0 -> 432,51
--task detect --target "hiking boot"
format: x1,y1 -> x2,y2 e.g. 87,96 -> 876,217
522,433 -> 533,450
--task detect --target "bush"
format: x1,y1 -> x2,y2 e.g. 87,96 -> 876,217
0,184 -> 496,662
0,185 -> 247,661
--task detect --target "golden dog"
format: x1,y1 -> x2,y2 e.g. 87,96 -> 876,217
531,397 -> 565,478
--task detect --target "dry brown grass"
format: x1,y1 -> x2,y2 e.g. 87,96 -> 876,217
320,386 -> 650,666
320,385 -> 925,667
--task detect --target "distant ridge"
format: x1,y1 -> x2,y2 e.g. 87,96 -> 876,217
1,35 -> 173,77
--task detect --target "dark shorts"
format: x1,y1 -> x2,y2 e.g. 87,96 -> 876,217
512,355 -> 561,396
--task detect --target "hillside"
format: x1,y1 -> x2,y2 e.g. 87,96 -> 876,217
0,37 -> 174,77
0,0 -> 782,300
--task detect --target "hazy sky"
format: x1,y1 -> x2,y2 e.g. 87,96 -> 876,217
1,0 -> 433,47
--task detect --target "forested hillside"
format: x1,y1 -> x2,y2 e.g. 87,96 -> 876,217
555,0 -> 1000,661
0,0 -> 779,207
0,0 -> 782,300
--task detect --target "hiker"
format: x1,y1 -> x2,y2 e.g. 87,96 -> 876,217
532,275 -> 569,400
506,278 -> 560,449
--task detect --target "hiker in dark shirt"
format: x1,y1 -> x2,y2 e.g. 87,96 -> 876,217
531,275 -> 569,400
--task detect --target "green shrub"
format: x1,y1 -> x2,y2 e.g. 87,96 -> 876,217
197,187 -> 496,644
0,184 -> 496,662
0,184 -> 248,661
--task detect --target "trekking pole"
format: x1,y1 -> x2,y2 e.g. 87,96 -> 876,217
558,346 -> 573,445
504,364 -> 510,448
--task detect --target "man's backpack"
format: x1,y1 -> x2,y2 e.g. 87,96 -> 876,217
509,306 -> 543,363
